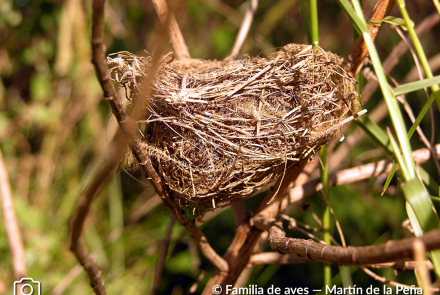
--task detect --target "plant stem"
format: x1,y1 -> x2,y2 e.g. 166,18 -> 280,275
310,0 -> 319,44
309,0 -> 331,285
352,0 -> 415,180
320,145 -> 332,286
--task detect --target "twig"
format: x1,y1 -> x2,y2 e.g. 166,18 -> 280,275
348,0 -> 396,76
249,252 -> 314,265
151,215 -> 175,295
281,215 -> 325,244
90,0 -> 229,280
69,133 -> 128,295
228,0 -> 259,59
151,0 -> 190,60
124,194 -> 162,225
0,149 -> 27,281
413,239 -> 432,295
248,252 -> 434,271
51,264 -> 83,295
360,267 -> 439,292
268,221 -> 440,266
69,0 -> 138,292
320,191 -> 346,247
189,268 -> 210,294
91,0 -> 127,125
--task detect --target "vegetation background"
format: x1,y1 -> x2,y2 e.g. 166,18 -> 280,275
0,0 -> 439,294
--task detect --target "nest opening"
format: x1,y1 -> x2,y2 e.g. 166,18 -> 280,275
108,44 -> 361,211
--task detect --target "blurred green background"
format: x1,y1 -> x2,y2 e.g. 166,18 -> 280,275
0,0 -> 439,294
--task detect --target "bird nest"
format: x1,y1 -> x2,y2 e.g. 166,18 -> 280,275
108,43 -> 361,210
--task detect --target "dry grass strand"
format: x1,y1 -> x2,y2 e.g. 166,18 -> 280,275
108,44 -> 360,210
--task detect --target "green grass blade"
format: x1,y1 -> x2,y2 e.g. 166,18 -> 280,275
417,167 -> 440,197
406,202 -> 424,237
384,91 -> 440,193
407,91 -> 440,138
381,161 -> 398,195
367,16 -> 409,30
402,179 -> 439,231
403,180 -> 440,277
352,0 -> 415,180
394,76 -> 440,96
350,0 -> 440,277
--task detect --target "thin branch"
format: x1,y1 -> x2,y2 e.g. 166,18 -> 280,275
151,215 -> 175,295
122,1 -> 227,273
268,221 -> 440,266
151,0 -> 190,59
320,191 -> 346,247
228,0 -> 259,59
281,215 -> 324,244
413,239 -> 433,295
348,0 -> 396,76
51,264 -> 83,295
88,0 -> 229,288
68,0 -> 138,292
69,134 -> 127,295
91,0 -> 127,125
248,252 -> 434,271
124,194 -> 162,225
360,267 -> 439,292
0,149 -> 27,281
189,268 -> 210,294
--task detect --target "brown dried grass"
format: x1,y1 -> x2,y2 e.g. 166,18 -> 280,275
108,44 -> 360,210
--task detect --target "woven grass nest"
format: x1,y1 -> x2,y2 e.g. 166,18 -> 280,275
108,43 -> 361,211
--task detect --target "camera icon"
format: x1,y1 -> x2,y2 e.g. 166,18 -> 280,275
13,278 -> 41,295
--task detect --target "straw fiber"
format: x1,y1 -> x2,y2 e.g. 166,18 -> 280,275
108,44 -> 360,210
